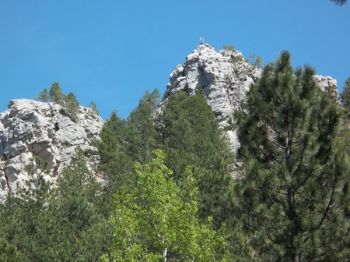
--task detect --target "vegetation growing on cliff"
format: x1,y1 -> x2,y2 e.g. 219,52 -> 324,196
1,52 -> 350,261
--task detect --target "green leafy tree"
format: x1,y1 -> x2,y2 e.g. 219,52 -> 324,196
235,51 -> 350,260
102,150 -> 231,261
159,90 -> 234,227
37,88 -> 50,102
49,82 -> 65,105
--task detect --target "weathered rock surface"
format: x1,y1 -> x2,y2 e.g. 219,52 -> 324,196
164,44 -> 338,152
0,99 -> 103,202
164,44 -> 261,152
314,75 -> 338,98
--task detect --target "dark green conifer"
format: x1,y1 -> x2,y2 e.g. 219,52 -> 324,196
341,77 -> 350,111
124,89 -> 160,163
64,92 -> 80,122
49,82 -> 65,105
160,89 -> 234,227
235,51 -> 350,260
37,88 -> 50,102
89,101 -> 99,115
0,149 -> 110,261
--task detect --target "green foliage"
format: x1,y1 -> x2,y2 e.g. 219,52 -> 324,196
0,149 -> 110,261
159,90 -> 234,227
341,77 -> 350,111
64,92 -> 80,122
97,112 -> 133,215
103,150 -> 231,261
223,44 -> 235,51
235,51 -> 350,260
98,90 -> 160,216
88,101 -> 99,115
37,83 -> 82,122
124,89 -> 160,163
37,88 -> 50,102
49,82 -> 65,105
254,55 -> 263,69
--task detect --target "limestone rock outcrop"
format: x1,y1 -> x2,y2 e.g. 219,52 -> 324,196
164,44 -> 338,152
164,44 -> 261,152
0,99 -> 103,202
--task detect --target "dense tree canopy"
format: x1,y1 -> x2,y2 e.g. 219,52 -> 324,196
2,47 -> 350,261
341,77 -> 350,111
235,51 -> 350,260
159,90 -> 235,227
103,150 -> 232,261
0,149 -> 110,262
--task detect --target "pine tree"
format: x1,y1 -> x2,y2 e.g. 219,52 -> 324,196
37,88 -> 50,102
88,101 -> 99,115
341,77 -> 350,111
159,90 -> 234,227
235,51 -> 350,260
0,149 -> 110,261
97,112 -> 133,216
49,82 -> 65,105
124,89 -> 160,163
64,92 -> 80,122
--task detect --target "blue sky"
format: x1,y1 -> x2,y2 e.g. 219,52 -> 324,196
0,0 -> 349,118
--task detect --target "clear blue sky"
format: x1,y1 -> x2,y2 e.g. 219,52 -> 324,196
0,0 -> 349,118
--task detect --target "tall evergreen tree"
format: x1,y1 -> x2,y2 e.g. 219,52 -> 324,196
0,149 -> 110,261
97,112 -> 132,215
88,101 -> 99,115
64,92 -> 80,122
37,88 -> 50,102
124,89 -> 160,163
159,90 -> 234,227
341,77 -> 350,111
49,82 -> 65,105
235,51 -> 350,260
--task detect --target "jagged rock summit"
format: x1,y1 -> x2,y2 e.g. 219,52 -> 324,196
164,43 -> 261,151
164,43 -> 338,152
0,99 -> 103,202
0,43 -> 339,201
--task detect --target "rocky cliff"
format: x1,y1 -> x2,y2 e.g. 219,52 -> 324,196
0,99 -> 103,202
0,43 -> 339,201
164,44 -> 338,152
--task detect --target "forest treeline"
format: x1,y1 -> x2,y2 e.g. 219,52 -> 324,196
1,51 -> 350,261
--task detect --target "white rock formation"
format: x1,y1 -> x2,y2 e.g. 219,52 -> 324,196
0,99 -> 103,202
164,44 -> 261,152
314,75 -> 338,98
164,44 -> 339,153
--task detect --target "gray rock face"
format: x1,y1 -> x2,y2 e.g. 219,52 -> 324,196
0,99 -> 103,202
164,44 -> 339,153
314,75 -> 338,98
164,44 -> 261,152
